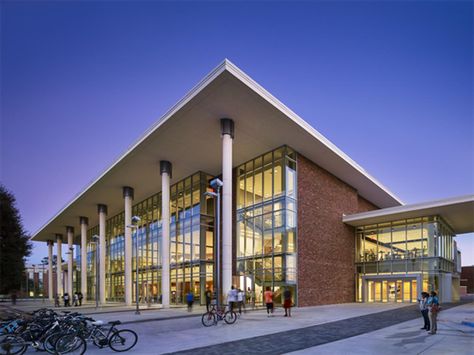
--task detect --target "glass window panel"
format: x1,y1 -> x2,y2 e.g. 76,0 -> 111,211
273,159 -> 284,197
263,164 -> 273,200
286,160 -> 296,198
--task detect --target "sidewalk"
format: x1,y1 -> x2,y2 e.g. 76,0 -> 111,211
290,301 -> 474,355
18,300 -> 472,354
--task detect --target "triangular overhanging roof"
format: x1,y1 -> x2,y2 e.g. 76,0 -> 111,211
32,59 -> 402,243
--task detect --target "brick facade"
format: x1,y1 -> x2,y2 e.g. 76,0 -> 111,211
297,154 -> 378,306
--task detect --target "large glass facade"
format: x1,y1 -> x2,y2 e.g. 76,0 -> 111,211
85,172 -> 214,305
356,216 -> 455,302
236,146 -> 297,306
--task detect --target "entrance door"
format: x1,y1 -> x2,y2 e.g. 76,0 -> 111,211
368,278 -> 417,303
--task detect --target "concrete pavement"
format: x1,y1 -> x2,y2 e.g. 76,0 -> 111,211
290,302 -> 474,355
14,298 -> 473,354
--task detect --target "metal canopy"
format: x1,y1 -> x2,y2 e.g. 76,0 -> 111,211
343,195 -> 474,234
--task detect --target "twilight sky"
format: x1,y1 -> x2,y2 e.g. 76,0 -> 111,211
1,1 -> 473,265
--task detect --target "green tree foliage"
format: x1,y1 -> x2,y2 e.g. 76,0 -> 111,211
0,185 -> 32,294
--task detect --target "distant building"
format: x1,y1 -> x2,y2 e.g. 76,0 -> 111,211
31,60 -> 474,306
461,266 -> 474,294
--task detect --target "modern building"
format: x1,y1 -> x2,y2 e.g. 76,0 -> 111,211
32,60 -> 474,307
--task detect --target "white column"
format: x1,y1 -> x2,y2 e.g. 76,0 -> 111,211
66,226 -> 74,295
221,118 -> 234,296
47,240 -> 54,301
123,187 -> 134,306
56,234 -> 63,296
160,161 -> 172,308
80,217 -> 88,299
98,204 -> 107,305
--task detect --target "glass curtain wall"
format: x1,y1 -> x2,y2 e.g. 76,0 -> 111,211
86,172 -> 214,305
86,225 -> 99,301
236,146 -> 297,306
356,216 -> 455,302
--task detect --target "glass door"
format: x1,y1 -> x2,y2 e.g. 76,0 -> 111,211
388,281 -> 396,302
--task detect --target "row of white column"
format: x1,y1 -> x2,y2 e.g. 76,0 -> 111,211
46,118 -> 234,306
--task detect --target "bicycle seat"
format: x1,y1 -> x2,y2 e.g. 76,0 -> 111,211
92,320 -> 104,326
108,321 -> 121,326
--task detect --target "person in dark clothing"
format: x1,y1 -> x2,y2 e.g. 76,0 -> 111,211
11,292 -> 17,305
63,293 -> 70,307
283,287 -> 292,317
418,292 -> 430,331
77,292 -> 83,306
205,288 -> 212,312
186,291 -> 194,312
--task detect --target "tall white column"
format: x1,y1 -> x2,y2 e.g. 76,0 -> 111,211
66,226 -> 74,295
56,234 -> 63,296
47,240 -> 54,301
98,204 -> 107,305
80,217 -> 88,300
123,187 -> 134,306
220,118 -> 234,296
160,161 -> 172,308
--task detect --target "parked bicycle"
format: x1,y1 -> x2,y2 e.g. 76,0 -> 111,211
0,308 -> 138,355
201,304 -> 237,327
55,319 -> 137,353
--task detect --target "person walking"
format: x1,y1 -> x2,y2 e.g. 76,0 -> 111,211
54,294 -> 60,307
418,292 -> 430,331
427,291 -> 440,334
77,292 -> 83,306
227,285 -> 238,312
63,293 -> 70,307
10,292 -> 17,305
264,286 -> 274,317
73,292 -> 79,307
186,291 -> 194,312
205,288 -> 212,312
237,289 -> 245,315
283,287 -> 292,317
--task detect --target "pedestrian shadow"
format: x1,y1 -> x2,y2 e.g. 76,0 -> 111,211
392,335 -> 428,347
385,330 -> 421,339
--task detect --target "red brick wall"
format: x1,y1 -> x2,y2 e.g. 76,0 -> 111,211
297,154 -> 378,306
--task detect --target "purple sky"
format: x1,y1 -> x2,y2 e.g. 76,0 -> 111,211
1,1 -> 473,265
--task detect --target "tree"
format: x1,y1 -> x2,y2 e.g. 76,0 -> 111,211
0,185 -> 32,294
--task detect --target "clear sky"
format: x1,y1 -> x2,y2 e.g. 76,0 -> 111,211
1,1 -> 473,265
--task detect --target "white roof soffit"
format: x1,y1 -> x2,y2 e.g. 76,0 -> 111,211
343,195 -> 474,234
32,59 -> 402,243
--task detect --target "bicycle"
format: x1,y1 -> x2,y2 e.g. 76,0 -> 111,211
201,304 -> 237,327
55,319 -> 137,353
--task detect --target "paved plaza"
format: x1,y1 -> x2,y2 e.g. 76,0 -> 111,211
8,298 -> 473,354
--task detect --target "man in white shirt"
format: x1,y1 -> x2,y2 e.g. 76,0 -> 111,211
227,285 -> 238,312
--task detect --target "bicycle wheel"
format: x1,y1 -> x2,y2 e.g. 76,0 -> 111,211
44,332 -> 63,354
201,312 -> 216,327
55,334 -> 86,355
0,335 -> 27,355
224,311 -> 237,324
108,329 -> 138,352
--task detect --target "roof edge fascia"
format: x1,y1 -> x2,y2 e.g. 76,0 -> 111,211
342,194 -> 474,223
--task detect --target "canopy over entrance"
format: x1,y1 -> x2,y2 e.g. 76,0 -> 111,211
343,195 -> 474,234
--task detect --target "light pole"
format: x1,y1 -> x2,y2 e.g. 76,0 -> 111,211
91,235 -> 100,309
204,178 -> 223,310
127,216 -> 141,315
